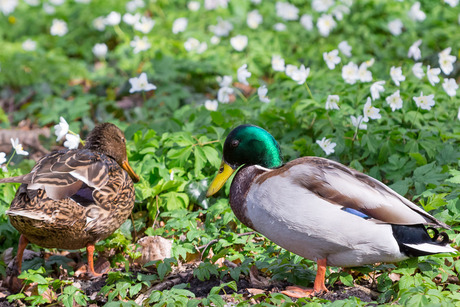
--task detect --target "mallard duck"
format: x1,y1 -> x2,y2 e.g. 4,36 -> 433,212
207,124 -> 456,297
0,123 -> 140,277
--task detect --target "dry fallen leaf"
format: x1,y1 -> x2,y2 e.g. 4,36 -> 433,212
234,82 -> 256,97
136,236 -> 173,266
249,265 -> 271,288
2,248 -> 13,265
388,273 -> 401,282
247,288 -> 266,295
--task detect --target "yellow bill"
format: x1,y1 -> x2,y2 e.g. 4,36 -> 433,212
206,160 -> 235,197
122,160 -> 140,183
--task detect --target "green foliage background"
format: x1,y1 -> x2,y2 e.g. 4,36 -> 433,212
0,0 -> 460,305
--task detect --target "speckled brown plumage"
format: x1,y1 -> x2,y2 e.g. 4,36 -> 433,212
0,123 -> 139,276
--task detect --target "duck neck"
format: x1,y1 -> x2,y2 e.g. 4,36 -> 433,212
230,165 -> 267,231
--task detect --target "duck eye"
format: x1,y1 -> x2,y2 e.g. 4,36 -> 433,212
231,139 -> 239,148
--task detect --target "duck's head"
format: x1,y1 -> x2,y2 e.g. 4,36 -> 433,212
207,124 -> 282,196
84,123 -> 140,183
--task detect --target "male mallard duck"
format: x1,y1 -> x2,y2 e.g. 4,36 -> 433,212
0,123 -> 140,277
207,124 -> 456,296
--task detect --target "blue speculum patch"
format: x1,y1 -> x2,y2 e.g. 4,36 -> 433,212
342,207 -> 370,219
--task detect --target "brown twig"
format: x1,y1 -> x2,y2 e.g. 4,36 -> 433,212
152,195 -> 160,228
131,213 -> 137,243
134,273 -> 189,305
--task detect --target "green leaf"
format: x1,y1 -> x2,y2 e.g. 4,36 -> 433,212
157,261 -> 172,280
389,178 -> 411,196
202,145 -> 221,168
210,111 -> 225,126
409,152 -> 427,166
339,273 -> 354,287
7,293 -> 26,303
447,169 -> 460,184
207,293 -> 224,307
162,191 -> 188,210
194,146 -> 206,176
129,283 -> 143,297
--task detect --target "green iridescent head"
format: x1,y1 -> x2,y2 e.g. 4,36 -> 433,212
223,124 -> 283,169
207,124 -> 283,197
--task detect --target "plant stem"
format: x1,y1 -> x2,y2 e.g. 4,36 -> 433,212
5,150 -> 16,168
235,88 -> 248,103
304,82 -> 315,101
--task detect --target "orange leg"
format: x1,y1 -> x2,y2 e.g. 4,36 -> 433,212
16,235 -> 29,274
282,258 -> 329,298
313,258 -> 328,293
86,243 -> 103,277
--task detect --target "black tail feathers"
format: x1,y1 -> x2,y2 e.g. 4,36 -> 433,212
392,224 -> 451,257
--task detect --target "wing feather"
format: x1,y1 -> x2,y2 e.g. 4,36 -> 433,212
259,157 -> 448,228
0,149 -> 110,200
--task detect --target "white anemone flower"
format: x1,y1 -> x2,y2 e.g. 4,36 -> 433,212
350,115 -> 368,130
388,19 -> 403,36
258,85 -> 270,103
0,0 -> 18,15
230,35 -> 248,52
217,87 -> 233,103
123,13 -> 141,25
130,36 -> 151,54
172,17 -> 188,34
92,43 -> 108,58
22,39 -> 37,51
413,92 -> 435,110
342,62 -> 359,84
370,81 -> 385,101
300,14 -> 313,31
390,66 -> 405,86
275,1 -> 299,20
438,47 -> 456,75
408,39 -> 422,60
64,134 -> 80,150
237,64 -> 251,85
325,95 -> 340,110
50,19 -> 68,36
316,137 -> 336,156
129,73 -> 157,93
290,65 -> 310,85
386,90 -> 403,111
0,152 -> 6,166
408,2 -> 426,22
442,78 -> 458,97
317,14 -> 336,37
54,117 -> 69,141
412,62 -> 424,79
105,11 -> 121,26
11,138 -> 29,156
188,1 -> 200,11
426,65 -> 441,86
323,49 -> 341,70
338,41 -> 352,57
204,100 -> 218,111
272,55 -> 285,72
357,62 -> 372,83
217,75 -> 232,87
363,97 -> 381,120
247,9 -> 263,29
134,16 -> 155,34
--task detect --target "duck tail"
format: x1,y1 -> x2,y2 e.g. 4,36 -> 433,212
392,224 -> 457,257
0,174 -> 32,184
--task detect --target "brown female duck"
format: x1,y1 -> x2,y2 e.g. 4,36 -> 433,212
0,123 -> 140,277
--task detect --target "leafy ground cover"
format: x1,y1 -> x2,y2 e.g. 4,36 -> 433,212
1,0 -> 460,306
